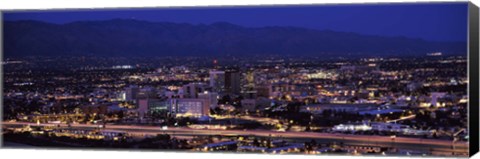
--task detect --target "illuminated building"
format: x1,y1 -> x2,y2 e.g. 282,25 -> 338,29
137,86 -> 158,99
198,91 -> 218,108
209,70 -> 225,93
144,99 -> 170,114
169,98 -> 210,117
182,83 -> 209,98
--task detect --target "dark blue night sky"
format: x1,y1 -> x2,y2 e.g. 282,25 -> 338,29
4,2 -> 468,42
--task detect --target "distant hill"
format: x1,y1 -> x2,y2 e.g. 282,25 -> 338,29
3,19 -> 466,58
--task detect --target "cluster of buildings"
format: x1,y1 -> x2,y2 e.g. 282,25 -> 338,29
331,122 -> 433,136
123,68 -> 266,118
194,138 -> 434,156
197,139 -> 304,154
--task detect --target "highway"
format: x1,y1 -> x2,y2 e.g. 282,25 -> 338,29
2,121 -> 468,155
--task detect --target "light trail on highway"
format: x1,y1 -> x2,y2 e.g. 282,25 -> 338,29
2,121 -> 468,149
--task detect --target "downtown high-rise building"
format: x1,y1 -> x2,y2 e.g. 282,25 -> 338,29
182,83 -> 209,98
209,70 -> 225,93
225,70 -> 241,95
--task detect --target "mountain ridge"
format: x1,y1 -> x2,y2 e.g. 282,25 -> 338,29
3,19 -> 467,58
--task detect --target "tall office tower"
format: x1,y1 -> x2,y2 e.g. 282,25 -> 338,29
182,83 -> 209,98
209,70 -> 225,93
225,70 -> 241,95
213,59 -> 219,69
125,85 -> 140,101
246,70 -> 255,88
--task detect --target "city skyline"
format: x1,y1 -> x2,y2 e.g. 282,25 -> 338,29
1,2 -> 471,157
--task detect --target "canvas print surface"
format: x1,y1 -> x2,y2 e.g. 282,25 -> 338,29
1,2 -> 471,157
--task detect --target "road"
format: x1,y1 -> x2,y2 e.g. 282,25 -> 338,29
2,121 -> 468,154
386,114 -> 416,123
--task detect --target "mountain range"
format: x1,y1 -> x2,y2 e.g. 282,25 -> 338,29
3,19 -> 467,58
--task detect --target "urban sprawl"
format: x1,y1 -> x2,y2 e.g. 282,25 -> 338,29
1,54 -> 469,156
